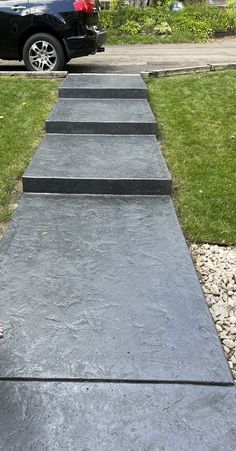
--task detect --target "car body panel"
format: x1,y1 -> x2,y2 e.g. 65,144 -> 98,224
0,0 -> 106,61
0,0 -> 31,58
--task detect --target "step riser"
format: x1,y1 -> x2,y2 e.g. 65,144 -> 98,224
45,121 -> 157,135
23,177 -> 172,195
59,88 -> 147,99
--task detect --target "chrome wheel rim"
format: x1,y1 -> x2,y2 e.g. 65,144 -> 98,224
29,40 -> 57,71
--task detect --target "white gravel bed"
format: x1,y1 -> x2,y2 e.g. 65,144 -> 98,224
190,243 -> 236,382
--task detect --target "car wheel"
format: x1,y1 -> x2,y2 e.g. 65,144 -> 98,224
23,33 -> 65,72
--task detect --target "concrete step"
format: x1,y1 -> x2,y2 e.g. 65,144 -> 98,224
0,381 -> 236,449
0,194 -> 232,384
45,98 -> 157,135
23,134 -> 172,195
59,74 -> 148,99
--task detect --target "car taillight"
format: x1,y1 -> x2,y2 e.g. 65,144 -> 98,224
73,0 -> 96,13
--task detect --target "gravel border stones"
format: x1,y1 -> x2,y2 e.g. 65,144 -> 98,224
190,243 -> 236,382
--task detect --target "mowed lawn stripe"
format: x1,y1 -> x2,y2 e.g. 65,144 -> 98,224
0,78 -> 58,223
148,71 -> 236,245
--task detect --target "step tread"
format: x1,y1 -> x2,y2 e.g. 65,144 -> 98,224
0,382 -> 236,449
59,74 -> 147,98
0,194 -> 232,384
46,98 -> 157,135
23,134 -> 171,194
47,98 -> 155,124
62,74 -> 147,90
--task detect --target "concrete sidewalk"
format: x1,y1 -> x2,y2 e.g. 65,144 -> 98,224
0,73 -> 235,450
1,37 -> 236,73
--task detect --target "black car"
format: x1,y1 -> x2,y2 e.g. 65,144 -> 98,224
0,0 -> 106,71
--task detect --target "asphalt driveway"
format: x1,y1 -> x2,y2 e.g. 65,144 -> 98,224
0,37 -> 236,73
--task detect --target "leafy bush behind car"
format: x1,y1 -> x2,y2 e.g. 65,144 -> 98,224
101,3 -> 236,44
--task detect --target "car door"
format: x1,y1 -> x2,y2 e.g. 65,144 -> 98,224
0,0 -> 30,58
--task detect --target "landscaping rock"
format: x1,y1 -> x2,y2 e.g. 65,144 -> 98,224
190,243 -> 236,381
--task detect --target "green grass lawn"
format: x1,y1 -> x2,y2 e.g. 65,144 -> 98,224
148,71 -> 236,245
0,78 -> 58,223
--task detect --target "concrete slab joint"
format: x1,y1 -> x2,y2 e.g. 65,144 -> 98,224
0,73 -> 235,450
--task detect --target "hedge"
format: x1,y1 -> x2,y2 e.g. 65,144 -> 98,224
101,4 -> 236,44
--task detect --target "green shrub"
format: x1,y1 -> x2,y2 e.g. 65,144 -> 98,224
177,6 -> 232,33
154,21 -> 172,35
101,4 -> 235,44
120,20 -> 142,36
227,0 -> 236,31
172,15 -> 213,40
100,11 -> 113,29
142,17 -> 156,33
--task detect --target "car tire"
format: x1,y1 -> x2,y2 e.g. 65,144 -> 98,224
23,33 -> 65,72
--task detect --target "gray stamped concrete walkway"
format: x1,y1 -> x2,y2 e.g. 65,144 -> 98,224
0,74 -> 236,450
